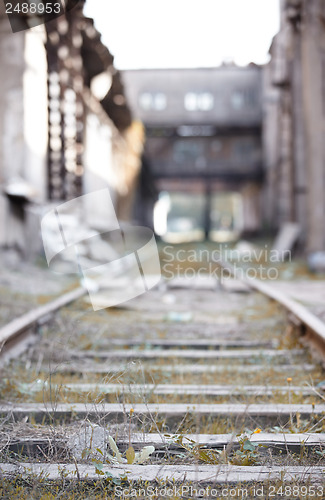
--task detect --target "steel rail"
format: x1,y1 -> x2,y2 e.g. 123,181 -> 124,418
0,287 -> 85,361
217,259 -> 325,360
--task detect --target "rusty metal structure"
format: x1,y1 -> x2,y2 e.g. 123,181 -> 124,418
45,3 -> 132,200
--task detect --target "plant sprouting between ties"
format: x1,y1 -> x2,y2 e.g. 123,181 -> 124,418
167,428 -> 264,466
166,434 -> 226,464
90,436 -> 155,476
230,429 -> 263,466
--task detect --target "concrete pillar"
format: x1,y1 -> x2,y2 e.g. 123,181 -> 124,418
301,0 -> 325,252
0,16 -> 25,186
0,15 -> 48,248
241,183 -> 261,233
262,63 -> 282,231
291,29 -> 307,247
23,27 -> 48,202
0,15 -> 25,246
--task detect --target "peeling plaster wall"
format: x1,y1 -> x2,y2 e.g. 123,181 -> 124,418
0,15 -> 25,246
0,17 -> 25,184
23,26 -> 48,202
0,15 -> 48,248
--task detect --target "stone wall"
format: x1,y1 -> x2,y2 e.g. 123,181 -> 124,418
264,0 -> 325,253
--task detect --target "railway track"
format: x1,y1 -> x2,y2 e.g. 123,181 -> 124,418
1,256 -> 325,498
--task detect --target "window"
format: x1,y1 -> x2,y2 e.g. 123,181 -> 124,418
184,92 -> 197,111
232,138 -> 257,161
231,91 -> 244,110
177,125 -> 215,137
173,140 -> 204,165
231,88 -> 257,110
184,92 -> 214,111
139,93 -> 152,110
199,93 -> 214,111
139,92 -> 167,111
154,93 -> 167,110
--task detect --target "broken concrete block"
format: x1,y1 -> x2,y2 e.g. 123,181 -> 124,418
308,252 -> 325,274
68,423 -> 110,461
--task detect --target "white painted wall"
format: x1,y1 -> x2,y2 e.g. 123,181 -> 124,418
0,16 -> 25,245
0,18 -> 48,247
83,111 -> 119,231
23,26 -> 48,201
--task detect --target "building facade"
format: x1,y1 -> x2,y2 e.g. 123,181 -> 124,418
122,65 -> 263,242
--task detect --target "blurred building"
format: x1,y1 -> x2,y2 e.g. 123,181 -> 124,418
264,0 -> 325,253
0,1 -> 143,254
1,0 -> 324,254
122,66 -> 263,242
